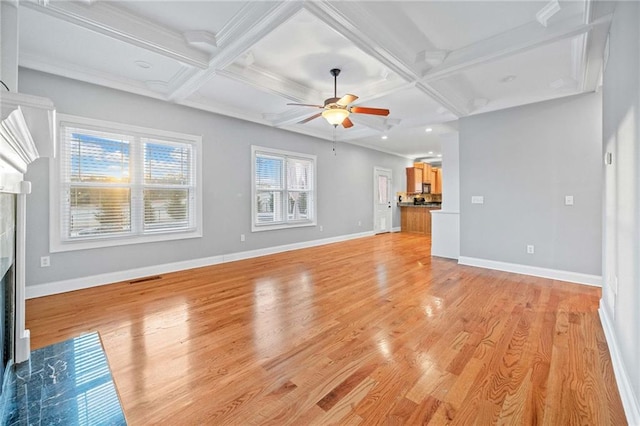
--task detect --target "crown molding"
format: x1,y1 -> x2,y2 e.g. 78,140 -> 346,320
219,63 -> 321,103
421,14 -> 595,83
168,2 -> 303,102
21,0 -> 210,69
19,53 -> 170,102
338,136 -> 413,159
178,96 -> 271,127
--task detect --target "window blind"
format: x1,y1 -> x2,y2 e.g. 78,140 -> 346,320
253,148 -> 315,229
59,123 -> 197,242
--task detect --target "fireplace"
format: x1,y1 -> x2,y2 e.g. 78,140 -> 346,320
0,92 -> 56,392
0,194 -> 16,395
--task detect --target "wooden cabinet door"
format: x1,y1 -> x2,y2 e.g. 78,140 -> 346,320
406,167 -> 423,193
431,168 -> 442,194
413,162 -> 432,184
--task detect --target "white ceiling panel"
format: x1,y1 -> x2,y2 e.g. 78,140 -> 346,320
116,1 -> 249,36
403,2 -> 544,51
241,9 -> 402,97
193,74 -> 289,117
431,36 -> 581,115
19,7 -> 185,89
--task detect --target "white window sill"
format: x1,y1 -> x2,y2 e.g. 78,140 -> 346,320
50,229 -> 202,253
251,221 -> 316,233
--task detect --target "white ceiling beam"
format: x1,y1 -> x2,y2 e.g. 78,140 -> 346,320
536,0 -> 561,27
304,1 -> 418,83
168,2 -> 303,102
218,63 -> 322,104
21,0 -> 210,69
421,14 -> 609,83
578,16 -> 611,92
576,0 -> 615,92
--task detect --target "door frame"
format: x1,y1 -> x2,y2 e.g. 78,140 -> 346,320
373,167 -> 393,234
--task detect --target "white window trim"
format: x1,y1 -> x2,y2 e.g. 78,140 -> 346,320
251,145 -> 317,232
50,114 -> 203,253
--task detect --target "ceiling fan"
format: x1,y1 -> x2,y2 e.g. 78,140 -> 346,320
287,68 -> 390,128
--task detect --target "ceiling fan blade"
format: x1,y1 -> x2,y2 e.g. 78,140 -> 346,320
298,112 -> 322,124
342,117 -> 354,128
350,106 -> 390,116
287,103 -> 324,108
337,94 -> 358,106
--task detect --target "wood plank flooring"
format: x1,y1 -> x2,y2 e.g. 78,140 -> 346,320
26,233 -> 626,425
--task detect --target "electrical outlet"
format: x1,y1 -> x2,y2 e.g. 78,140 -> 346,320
526,245 -> 534,254
565,195 -> 574,206
40,256 -> 50,267
471,196 -> 484,204
319,225 -> 323,232
240,234 -> 245,242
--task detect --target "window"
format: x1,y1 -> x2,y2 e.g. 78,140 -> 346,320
252,146 -> 316,231
51,114 -> 201,252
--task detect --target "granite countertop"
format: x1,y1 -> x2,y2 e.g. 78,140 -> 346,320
397,202 -> 442,208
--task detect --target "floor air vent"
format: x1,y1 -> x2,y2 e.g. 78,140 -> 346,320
129,275 -> 162,284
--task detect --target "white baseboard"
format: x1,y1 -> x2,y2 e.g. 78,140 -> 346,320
26,231 -> 375,299
457,256 -> 602,287
391,226 -> 401,233
599,303 -> 640,425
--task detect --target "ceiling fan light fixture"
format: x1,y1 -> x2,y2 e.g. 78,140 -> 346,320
322,108 -> 349,126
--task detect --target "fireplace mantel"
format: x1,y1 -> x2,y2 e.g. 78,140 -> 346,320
0,91 -> 56,363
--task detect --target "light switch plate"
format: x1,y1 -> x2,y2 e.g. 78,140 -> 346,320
565,195 -> 574,205
471,196 -> 484,204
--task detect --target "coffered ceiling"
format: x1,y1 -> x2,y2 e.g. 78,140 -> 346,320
17,0 -> 613,159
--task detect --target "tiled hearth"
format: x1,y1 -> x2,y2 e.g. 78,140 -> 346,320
1,332 -> 126,425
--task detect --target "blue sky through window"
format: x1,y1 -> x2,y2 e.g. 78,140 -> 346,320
70,132 -> 190,184
71,133 -> 130,182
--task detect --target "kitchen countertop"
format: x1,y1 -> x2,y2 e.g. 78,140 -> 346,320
397,203 -> 442,208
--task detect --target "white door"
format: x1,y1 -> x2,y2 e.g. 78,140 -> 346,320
374,167 -> 393,234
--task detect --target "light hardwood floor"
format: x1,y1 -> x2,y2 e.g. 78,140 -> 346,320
26,233 -> 626,425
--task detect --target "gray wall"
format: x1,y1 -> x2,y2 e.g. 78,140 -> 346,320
602,0 -> 640,417
459,92 -> 602,275
19,68 -> 411,287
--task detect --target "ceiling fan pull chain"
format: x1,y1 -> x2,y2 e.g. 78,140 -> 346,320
332,128 -> 337,155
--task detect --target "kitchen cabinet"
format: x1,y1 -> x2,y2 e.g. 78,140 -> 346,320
413,162 -> 432,184
431,167 -> 442,194
400,205 -> 439,235
406,167 -> 423,194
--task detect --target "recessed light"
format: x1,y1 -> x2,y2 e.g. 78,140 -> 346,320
428,151 -> 434,155
425,128 -> 433,132
135,60 -> 152,69
381,135 -> 388,140
437,154 -> 442,158
500,75 -> 516,83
